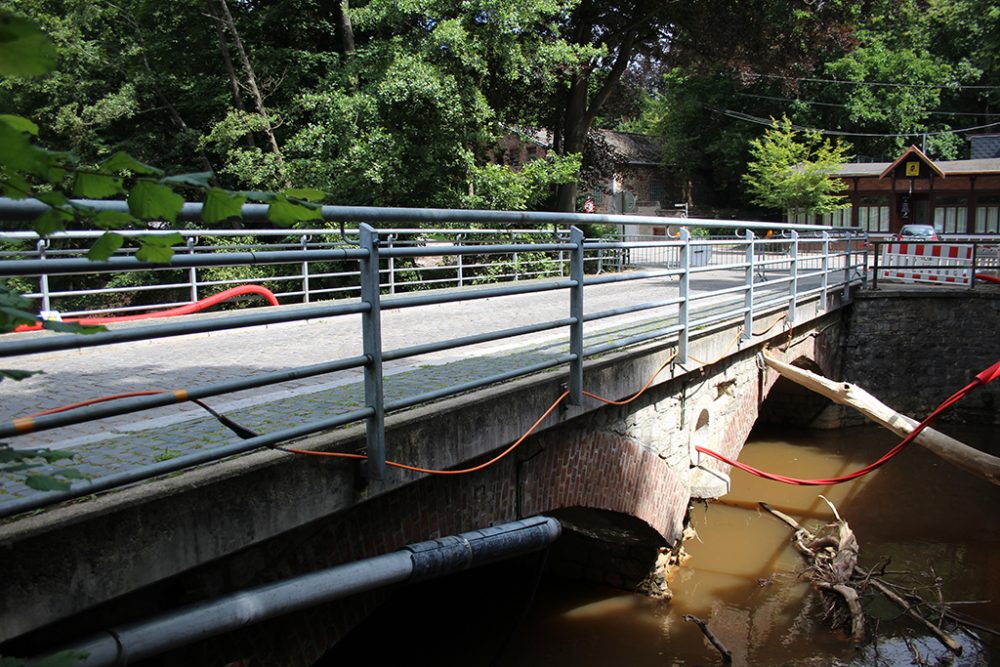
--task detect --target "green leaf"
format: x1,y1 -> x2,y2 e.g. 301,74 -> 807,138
33,208 -> 71,236
55,468 -> 88,480
283,188 -> 327,203
0,368 -> 42,382
240,190 -> 277,203
41,320 -> 104,334
100,150 -> 163,176
24,474 -> 72,491
128,180 -> 183,223
93,210 -> 136,230
0,13 -> 57,77
36,191 -> 68,208
160,172 -> 213,189
135,233 -> 184,263
87,232 -> 124,260
0,114 -> 39,135
203,188 -> 246,223
0,123 -> 68,181
267,196 -> 322,226
1,174 -> 32,199
73,172 -> 126,199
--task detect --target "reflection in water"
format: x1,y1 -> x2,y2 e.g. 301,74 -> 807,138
502,425 -> 1000,666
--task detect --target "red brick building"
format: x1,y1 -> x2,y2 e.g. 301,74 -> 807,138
819,145 -> 1000,235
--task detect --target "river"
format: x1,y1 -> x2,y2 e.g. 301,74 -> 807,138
322,424 -> 999,666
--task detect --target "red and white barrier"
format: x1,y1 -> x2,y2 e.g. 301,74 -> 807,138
879,242 -> 973,285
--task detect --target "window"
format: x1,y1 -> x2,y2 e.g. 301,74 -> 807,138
933,196 -> 968,233
649,180 -> 664,204
975,195 -> 1000,234
857,196 -> 889,232
820,208 -> 852,227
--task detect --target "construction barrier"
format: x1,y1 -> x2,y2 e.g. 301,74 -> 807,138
879,242 -> 973,285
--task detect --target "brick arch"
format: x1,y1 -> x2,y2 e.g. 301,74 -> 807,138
519,428 -> 688,542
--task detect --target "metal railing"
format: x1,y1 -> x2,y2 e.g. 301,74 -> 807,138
0,197 -> 866,515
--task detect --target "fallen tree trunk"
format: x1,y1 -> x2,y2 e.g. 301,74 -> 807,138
761,352 -> 1000,486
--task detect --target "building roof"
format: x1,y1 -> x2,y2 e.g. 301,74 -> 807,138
833,154 -> 1000,178
599,130 -> 662,166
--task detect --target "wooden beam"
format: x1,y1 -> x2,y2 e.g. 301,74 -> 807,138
761,352 -> 1000,486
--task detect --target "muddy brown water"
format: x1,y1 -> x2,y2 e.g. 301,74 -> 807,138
323,424 -> 999,666
502,424 -> 1000,666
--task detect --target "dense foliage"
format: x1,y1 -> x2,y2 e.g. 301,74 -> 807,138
3,0 -> 999,218
647,0 -> 1000,211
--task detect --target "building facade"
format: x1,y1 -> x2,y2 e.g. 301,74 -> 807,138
817,145 -> 1000,235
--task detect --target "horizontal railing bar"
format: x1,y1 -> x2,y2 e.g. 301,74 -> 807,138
381,243 -> 572,257
583,268 -> 684,286
385,354 -> 575,412
0,301 -> 370,357
383,318 -> 574,363
0,197 -> 844,232
583,324 -> 684,357
0,249 -> 369,277
583,297 -> 686,323
381,279 -> 575,311
688,282 -> 752,302
688,306 -> 749,331
0,407 -> 375,520
0,355 -> 370,439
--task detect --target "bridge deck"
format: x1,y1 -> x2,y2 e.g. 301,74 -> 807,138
0,267 -> 798,510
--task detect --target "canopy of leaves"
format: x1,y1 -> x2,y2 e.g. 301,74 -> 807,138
743,116 -> 853,215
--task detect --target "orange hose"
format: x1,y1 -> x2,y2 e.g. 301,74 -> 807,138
28,390 -> 166,418
280,390 -> 570,475
14,285 -> 279,332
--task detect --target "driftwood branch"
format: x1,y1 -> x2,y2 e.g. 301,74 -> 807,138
858,567 -> 964,655
761,352 -> 1000,486
683,614 -> 733,663
759,501 -> 964,655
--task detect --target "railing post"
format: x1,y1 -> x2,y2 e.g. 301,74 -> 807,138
512,232 -> 519,281
386,233 -> 397,295
359,224 -> 386,480
678,228 -> 690,364
568,226 -> 585,405
300,234 -> 311,303
456,233 -> 466,287
871,238 -> 880,290
788,230 -> 799,324
843,231 -> 854,299
36,239 -> 51,314
969,241 -> 978,289
742,230 -> 754,341
820,231 -> 830,309
186,237 -> 198,304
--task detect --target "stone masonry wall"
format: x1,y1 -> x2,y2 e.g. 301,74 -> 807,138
842,289 -> 1000,425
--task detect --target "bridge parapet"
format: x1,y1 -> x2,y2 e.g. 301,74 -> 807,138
0,199 -> 862,648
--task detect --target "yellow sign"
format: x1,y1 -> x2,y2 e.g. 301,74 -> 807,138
905,161 -> 920,176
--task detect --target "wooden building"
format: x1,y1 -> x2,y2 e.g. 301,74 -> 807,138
814,145 -> 1000,235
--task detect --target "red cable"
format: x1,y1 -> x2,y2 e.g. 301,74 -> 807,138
14,285 -> 279,332
696,360 -> 1000,486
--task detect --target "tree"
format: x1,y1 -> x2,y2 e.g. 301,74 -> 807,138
742,116 -> 853,219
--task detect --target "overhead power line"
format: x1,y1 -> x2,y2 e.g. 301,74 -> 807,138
731,92 -> 1000,117
709,107 -> 1000,138
752,73 -> 1000,91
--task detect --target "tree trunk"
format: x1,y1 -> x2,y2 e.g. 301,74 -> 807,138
761,352 -> 1000,485
334,0 -> 355,57
216,0 -> 283,162
206,0 -> 256,149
